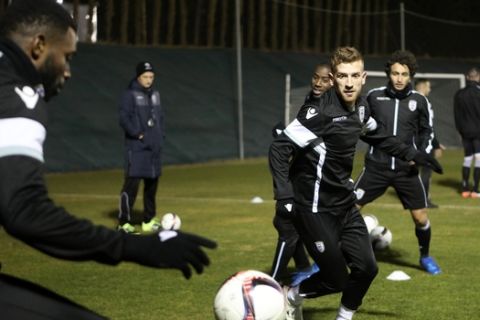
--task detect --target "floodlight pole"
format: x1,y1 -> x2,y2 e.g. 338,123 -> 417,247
235,0 -> 245,160
400,2 -> 405,50
285,74 -> 291,125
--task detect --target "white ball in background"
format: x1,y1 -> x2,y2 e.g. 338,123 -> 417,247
161,212 -> 181,230
363,214 -> 379,233
370,225 -> 393,251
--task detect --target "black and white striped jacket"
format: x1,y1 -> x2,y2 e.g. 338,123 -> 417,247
269,88 -> 416,215
364,83 -> 433,171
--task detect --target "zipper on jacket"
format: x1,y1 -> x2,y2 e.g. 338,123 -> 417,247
391,99 -> 399,170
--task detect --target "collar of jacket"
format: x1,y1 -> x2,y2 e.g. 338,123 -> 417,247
466,80 -> 480,89
386,81 -> 412,100
0,38 -> 43,94
129,77 -> 154,95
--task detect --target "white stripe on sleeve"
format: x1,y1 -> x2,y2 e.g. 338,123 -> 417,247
0,117 -> 46,162
284,119 -> 317,148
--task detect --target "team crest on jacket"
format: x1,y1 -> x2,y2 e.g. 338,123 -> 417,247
315,241 -> 325,253
408,100 -> 417,111
358,106 -> 365,123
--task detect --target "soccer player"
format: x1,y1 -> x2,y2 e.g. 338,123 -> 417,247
415,78 -> 445,208
269,47 -> 442,320
354,50 -> 441,275
453,67 -> 480,198
0,1 -> 215,318
270,64 -> 332,284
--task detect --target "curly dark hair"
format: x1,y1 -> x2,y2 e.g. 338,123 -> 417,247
0,0 -> 76,40
385,50 -> 418,77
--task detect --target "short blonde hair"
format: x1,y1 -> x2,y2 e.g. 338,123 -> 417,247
330,47 -> 364,73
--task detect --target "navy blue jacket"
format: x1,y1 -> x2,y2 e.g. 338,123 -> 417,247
119,79 -> 165,178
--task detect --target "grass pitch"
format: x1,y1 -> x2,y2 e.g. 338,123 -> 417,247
1,150 -> 479,319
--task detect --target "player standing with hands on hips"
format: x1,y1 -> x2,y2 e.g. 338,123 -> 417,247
269,47 -> 442,320
0,1 -> 216,318
118,61 -> 165,234
354,50 -> 442,275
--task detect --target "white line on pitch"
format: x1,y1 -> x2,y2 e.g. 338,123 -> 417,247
50,193 -> 480,210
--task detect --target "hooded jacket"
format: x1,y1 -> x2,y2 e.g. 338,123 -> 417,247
119,79 -> 165,178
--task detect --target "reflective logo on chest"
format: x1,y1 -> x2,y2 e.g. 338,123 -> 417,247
408,100 -> 417,111
306,107 -> 318,119
332,116 -> 347,122
15,86 -> 39,110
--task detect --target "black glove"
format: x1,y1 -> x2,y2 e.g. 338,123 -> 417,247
275,198 -> 295,217
413,151 -> 443,174
272,122 -> 286,138
123,230 -> 217,279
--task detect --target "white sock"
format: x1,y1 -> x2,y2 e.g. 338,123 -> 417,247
336,304 -> 356,320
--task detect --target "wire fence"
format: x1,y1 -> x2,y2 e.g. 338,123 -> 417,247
1,0 -> 478,58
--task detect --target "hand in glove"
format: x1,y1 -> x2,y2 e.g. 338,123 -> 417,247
275,198 -> 295,217
272,122 -> 286,138
413,151 -> 443,174
123,230 -> 217,279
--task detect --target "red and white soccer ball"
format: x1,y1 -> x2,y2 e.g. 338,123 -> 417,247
370,225 -> 393,251
161,212 -> 181,230
213,270 -> 286,320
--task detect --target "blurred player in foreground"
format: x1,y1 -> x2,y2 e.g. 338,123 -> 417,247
270,64 -> 332,284
0,1 -> 216,318
269,47 -> 442,320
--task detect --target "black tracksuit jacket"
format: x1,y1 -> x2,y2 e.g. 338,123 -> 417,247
364,83 -> 434,171
269,88 -> 417,215
0,39 -> 143,265
454,80 -> 480,140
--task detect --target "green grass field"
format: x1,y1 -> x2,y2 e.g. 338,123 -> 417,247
1,150 -> 479,319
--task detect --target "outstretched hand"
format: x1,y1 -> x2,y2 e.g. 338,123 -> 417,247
125,230 -> 217,279
413,151 -> 443,174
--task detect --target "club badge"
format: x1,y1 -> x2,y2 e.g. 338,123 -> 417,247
315,241 -> 325,253
408,100 -> 417,111
358,105 -> 365,123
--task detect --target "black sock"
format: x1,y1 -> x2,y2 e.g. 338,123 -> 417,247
462,166 -> 471,191
473,167 -> 480,192
415,224 -> 431,257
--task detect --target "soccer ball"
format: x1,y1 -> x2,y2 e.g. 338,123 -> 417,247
161,212 -> 181,230
370,225 -> 393,251
213,270 -> 286,320
362,214 -> 379,233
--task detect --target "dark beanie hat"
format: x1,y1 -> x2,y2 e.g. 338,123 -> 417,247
136,61 -> 154,77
